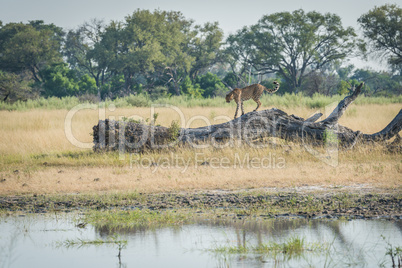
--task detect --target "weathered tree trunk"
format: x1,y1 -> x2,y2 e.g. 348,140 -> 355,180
93,82 -> 402,152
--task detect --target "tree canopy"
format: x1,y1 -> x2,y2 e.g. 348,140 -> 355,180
0,20 -> 63,83
0,7 -> 401,102
226,10 -> 358,91
358,4 -> 402,74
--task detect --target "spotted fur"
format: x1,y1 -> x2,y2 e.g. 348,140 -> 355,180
225,81 -> 280,119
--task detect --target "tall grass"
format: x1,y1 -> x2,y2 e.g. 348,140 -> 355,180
1,93 -> 401,111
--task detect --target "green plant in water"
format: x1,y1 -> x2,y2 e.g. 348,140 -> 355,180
273,237 -> 305,255
57,234 -> 127,262
84,209 -> 191,231
382,235 -> 402,267
211,236 -> 326,257
57,234 -> 127,249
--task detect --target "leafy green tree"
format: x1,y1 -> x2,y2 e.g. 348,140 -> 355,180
92,10 -> 197,96
195,72 -> 225,97
40,63 -> 79,97
158,12 -> 195,95
28,20 -> 64,44
40,63 -> 96,97
230,10 -> 357,92
188,22 -> 224,79
337,79 -> 360,95
351,69 -> 402,96
222,72 -> 239,89
119,9 -> 166,92
99,74 -> 125,99
336,64 -> 355,81
224,28 -> 257,87
0,21 -> 63,83
0,71 -> 35,102
149,85 -> 170,100
91,21 -> 123,93
64,19 -> 107,88
180,76 -> 203,98
77,74 -> 97,95
358,4 -> 402,73
301,71 -> 340,96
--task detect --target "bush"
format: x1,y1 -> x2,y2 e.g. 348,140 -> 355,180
124,94 -> 150,107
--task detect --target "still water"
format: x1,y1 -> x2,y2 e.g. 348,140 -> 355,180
0,213 -> 401,268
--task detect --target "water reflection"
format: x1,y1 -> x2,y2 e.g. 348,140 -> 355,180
0,214 -> 401,268
95,217 -> 402,267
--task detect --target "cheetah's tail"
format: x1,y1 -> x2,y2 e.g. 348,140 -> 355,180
265,81 -> 280,93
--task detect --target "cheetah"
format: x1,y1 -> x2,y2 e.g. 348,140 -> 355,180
225,81 -> 280,119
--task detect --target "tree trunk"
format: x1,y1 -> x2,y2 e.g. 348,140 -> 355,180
93,82 -> 402,152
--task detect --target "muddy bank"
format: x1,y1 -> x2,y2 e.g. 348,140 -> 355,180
0,190 -> 401,220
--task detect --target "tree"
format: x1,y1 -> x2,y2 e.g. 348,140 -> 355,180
336,64 -> 355,81
40,63 -> 97,97
188,22 -> 224,79
358,4 -> 402,73
91,21 -> 123,94
230,10 -> 357,92
180,76 -> 203,98
301,71 -> 340,96
0,21 -> 63,83
0,71 -> 35,102
195,72 -> 225,97
88,10 -> 223,97
224,28 -> 257,87
64,19 -> 107,88
91,10 -> 198,96
351,69 -> 402,96
121,9 -> 171,92
159,12 -> 196,95
40,63 -> 79,97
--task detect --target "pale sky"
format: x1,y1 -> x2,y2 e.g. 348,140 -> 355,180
0,0 -> 398,70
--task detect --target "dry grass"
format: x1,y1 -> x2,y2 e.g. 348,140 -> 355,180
0,151 -> 400,195
0,103 -> 401,196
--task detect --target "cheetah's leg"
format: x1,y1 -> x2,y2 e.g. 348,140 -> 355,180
253,99 -> 261,111
241,100 -> 245,116
234,101 -> 239,119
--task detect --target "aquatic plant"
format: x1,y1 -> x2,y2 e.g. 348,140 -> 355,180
84,209 -> 192,231
211,236 -> 327,257
382,235 -> 402,267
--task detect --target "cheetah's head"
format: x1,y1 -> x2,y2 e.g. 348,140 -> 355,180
225,92 -> 234,103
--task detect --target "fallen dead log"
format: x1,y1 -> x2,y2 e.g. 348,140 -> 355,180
93,82 -> 401,152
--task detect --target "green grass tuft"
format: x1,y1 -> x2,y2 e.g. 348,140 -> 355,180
212,236 -> 327,257
84,209 -> 192,230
